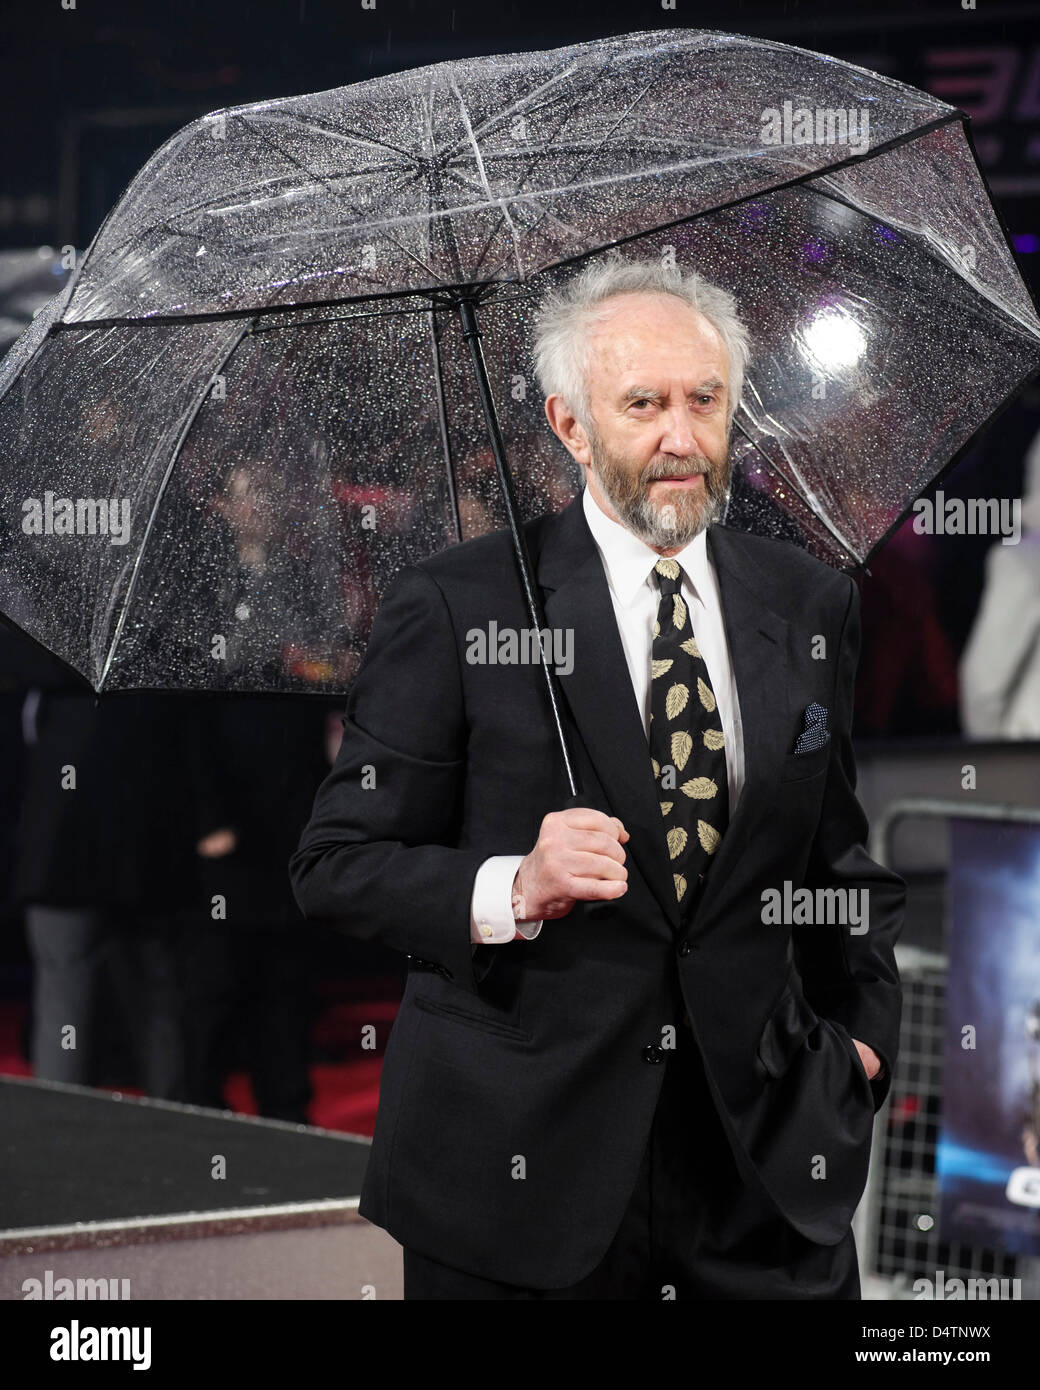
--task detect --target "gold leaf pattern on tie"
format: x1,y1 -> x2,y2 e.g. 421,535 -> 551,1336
681,777 -> 717,799
665,683 -> 689,720
649,553 -> 727,889
671,730 -> 692,770
697,820 -> 721,854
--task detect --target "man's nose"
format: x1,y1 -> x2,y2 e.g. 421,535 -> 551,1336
658,410 -> 700,455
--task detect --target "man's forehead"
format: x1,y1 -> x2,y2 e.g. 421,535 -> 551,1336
586,316 -> 728,401
589,297 -> 725,364
592,291 -> 717,334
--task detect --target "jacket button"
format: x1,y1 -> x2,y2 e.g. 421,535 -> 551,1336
643,1044 -> 665,1064
678,940 -> 693,957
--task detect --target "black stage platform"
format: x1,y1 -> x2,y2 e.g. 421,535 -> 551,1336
0,1076 -> 403,1299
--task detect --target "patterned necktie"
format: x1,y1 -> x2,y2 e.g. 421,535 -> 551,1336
648,557 -> 729,908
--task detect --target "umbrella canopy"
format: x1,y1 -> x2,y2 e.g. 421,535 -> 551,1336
1,26 -> 1038,699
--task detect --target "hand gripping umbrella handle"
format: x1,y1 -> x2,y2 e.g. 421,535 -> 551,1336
558,790 -> 622,918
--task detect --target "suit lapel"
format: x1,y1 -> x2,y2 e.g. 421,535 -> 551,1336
696,524 -> 790,920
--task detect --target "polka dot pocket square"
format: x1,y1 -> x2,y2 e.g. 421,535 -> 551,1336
793,702 -> 830,753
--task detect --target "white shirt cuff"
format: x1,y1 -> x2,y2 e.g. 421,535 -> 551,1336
470,854 -> 543,944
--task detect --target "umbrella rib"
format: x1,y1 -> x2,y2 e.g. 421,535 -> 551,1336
163,161 -> 409,222
97,319 -> 256,691
427,308 -> 463,545
461,112 -> 966,294
54,275 -> 484,330
77,200 -> 445,323
731,409 -> 864,566
92,129 -> 416,260
234,111 -> 407,223
436,61 -> 586,164
481,74 -> 664,279
472,112 -> 968,283
462,72 -> 670,282
250,284 -> 532,337
238,107 -> 421,164
81,130 -> 418,286
437,53 -> 625,278
248,299 -> 450,334
449,76 -> 524,279
809,176 -> 1040,344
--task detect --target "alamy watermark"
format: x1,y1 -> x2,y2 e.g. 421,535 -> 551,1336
761,881 -> 869,933
465,622 -> 574,676
912,492 -> 1020,545
24,1270 -> 130,1300
760,101 -> 870,156
49,1320 -> 150,1370
22,491 -> 131,546
912,1270 -> 1020,1300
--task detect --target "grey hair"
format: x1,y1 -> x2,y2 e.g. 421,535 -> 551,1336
532,253 -> 751,438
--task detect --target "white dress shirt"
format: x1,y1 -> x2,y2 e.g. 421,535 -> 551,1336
469,483 -> 745,946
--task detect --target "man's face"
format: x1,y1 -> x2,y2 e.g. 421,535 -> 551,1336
551,292 -> 733,551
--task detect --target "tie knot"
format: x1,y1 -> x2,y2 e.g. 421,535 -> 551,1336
652,556 -> 683,596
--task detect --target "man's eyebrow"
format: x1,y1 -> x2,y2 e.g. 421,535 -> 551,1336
620,379 -> 725,401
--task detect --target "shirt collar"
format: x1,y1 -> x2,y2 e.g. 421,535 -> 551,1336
581,482 -> 711,609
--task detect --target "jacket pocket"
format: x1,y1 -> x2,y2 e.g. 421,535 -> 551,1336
413,992 -> 532,1043
824,1016 -> 877,1108
779,741 -> 831,783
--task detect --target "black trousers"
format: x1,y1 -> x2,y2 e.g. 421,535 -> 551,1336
403,1011 -> 861,1300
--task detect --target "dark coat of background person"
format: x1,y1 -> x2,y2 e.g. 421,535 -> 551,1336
12,680 -> 330,1118
290,493 -> 905,1291
190,697 -> 333,930
14,690 -> 205,911
177,696 -> 332,1123
13,688 -> 212,1094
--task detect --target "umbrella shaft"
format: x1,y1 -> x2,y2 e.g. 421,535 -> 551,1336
457,294 -> 579,798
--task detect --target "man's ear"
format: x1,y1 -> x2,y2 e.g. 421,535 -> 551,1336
544,394 -> 592,467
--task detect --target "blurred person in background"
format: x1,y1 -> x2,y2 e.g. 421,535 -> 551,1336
180,698 -> 330,1123
960,425 -> 1040,739
15,689 -> 202,1096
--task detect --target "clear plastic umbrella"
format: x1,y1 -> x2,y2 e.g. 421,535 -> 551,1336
1,27 -> 1038,789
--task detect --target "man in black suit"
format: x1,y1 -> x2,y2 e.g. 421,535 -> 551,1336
290,254 -> 904,1299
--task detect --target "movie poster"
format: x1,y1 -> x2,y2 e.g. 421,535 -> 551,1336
938,819 -> 1040,1256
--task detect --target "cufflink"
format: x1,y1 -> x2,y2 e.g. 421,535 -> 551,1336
479,923 -> 494,938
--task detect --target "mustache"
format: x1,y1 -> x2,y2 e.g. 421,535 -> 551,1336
640,459 -> 712,483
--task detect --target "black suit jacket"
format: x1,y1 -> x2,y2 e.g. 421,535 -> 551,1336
290,493 -> 905,1289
